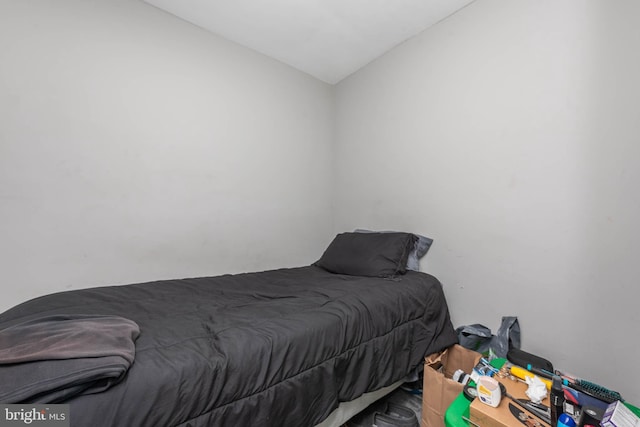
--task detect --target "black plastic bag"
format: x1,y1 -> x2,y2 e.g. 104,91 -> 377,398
490,316 -> 521,358
455,324 -> 493,354
456,316 -> 521,358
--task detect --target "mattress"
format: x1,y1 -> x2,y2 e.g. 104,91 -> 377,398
0,266 -> 457,426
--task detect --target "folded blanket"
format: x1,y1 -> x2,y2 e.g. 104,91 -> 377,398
0,314 -> 140,403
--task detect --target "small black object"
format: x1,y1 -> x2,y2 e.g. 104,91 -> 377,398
463,383 -> 477,401
509,403 -> 533,426
550,375 -> 564,427
578,405 -> 604,426
507,348 -> 554,372
346,399 -> 418,427
517,399 -> 551,424
373,402 -> 418,427
499,382 -> 507,396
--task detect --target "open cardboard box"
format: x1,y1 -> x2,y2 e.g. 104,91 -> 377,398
421,344 -> 482,427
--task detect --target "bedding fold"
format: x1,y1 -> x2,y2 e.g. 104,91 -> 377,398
0,314 -> 139,403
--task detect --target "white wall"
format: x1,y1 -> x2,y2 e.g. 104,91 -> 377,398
2,0 -> 639,405
334,0 -> 640,403
0,0 -> 333,312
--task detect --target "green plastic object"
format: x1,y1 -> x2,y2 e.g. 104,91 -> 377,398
627,402 -> 640,418
444,391 -> 475,427
443,359 -> 640,426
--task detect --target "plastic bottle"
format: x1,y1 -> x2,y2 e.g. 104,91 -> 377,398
551,375 -> 565,426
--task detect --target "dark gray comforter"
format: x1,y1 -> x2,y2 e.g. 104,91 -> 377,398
0,266 -> 457,427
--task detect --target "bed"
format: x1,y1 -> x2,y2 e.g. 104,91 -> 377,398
0,232 -> 457,427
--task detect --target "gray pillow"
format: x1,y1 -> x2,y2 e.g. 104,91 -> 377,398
354,229 -> 433,271
315,232 -> 417,278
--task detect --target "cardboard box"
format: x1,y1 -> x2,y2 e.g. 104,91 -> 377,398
421,344 -> 482,427
602,401 -> 640,427
470,373 -> 549,427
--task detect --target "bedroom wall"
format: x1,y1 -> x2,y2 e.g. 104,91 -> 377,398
334,0 -> 640,403
0,0 -> 333,312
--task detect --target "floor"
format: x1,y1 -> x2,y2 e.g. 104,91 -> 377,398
342,385 -> 423,427
383,387 -> 423,420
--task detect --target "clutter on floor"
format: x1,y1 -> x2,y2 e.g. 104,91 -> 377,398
344,387 -> 422,427
344,315 -> 639,427
427,317 -> 639,427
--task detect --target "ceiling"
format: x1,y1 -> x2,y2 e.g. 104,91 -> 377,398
142,0 -> 475,84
